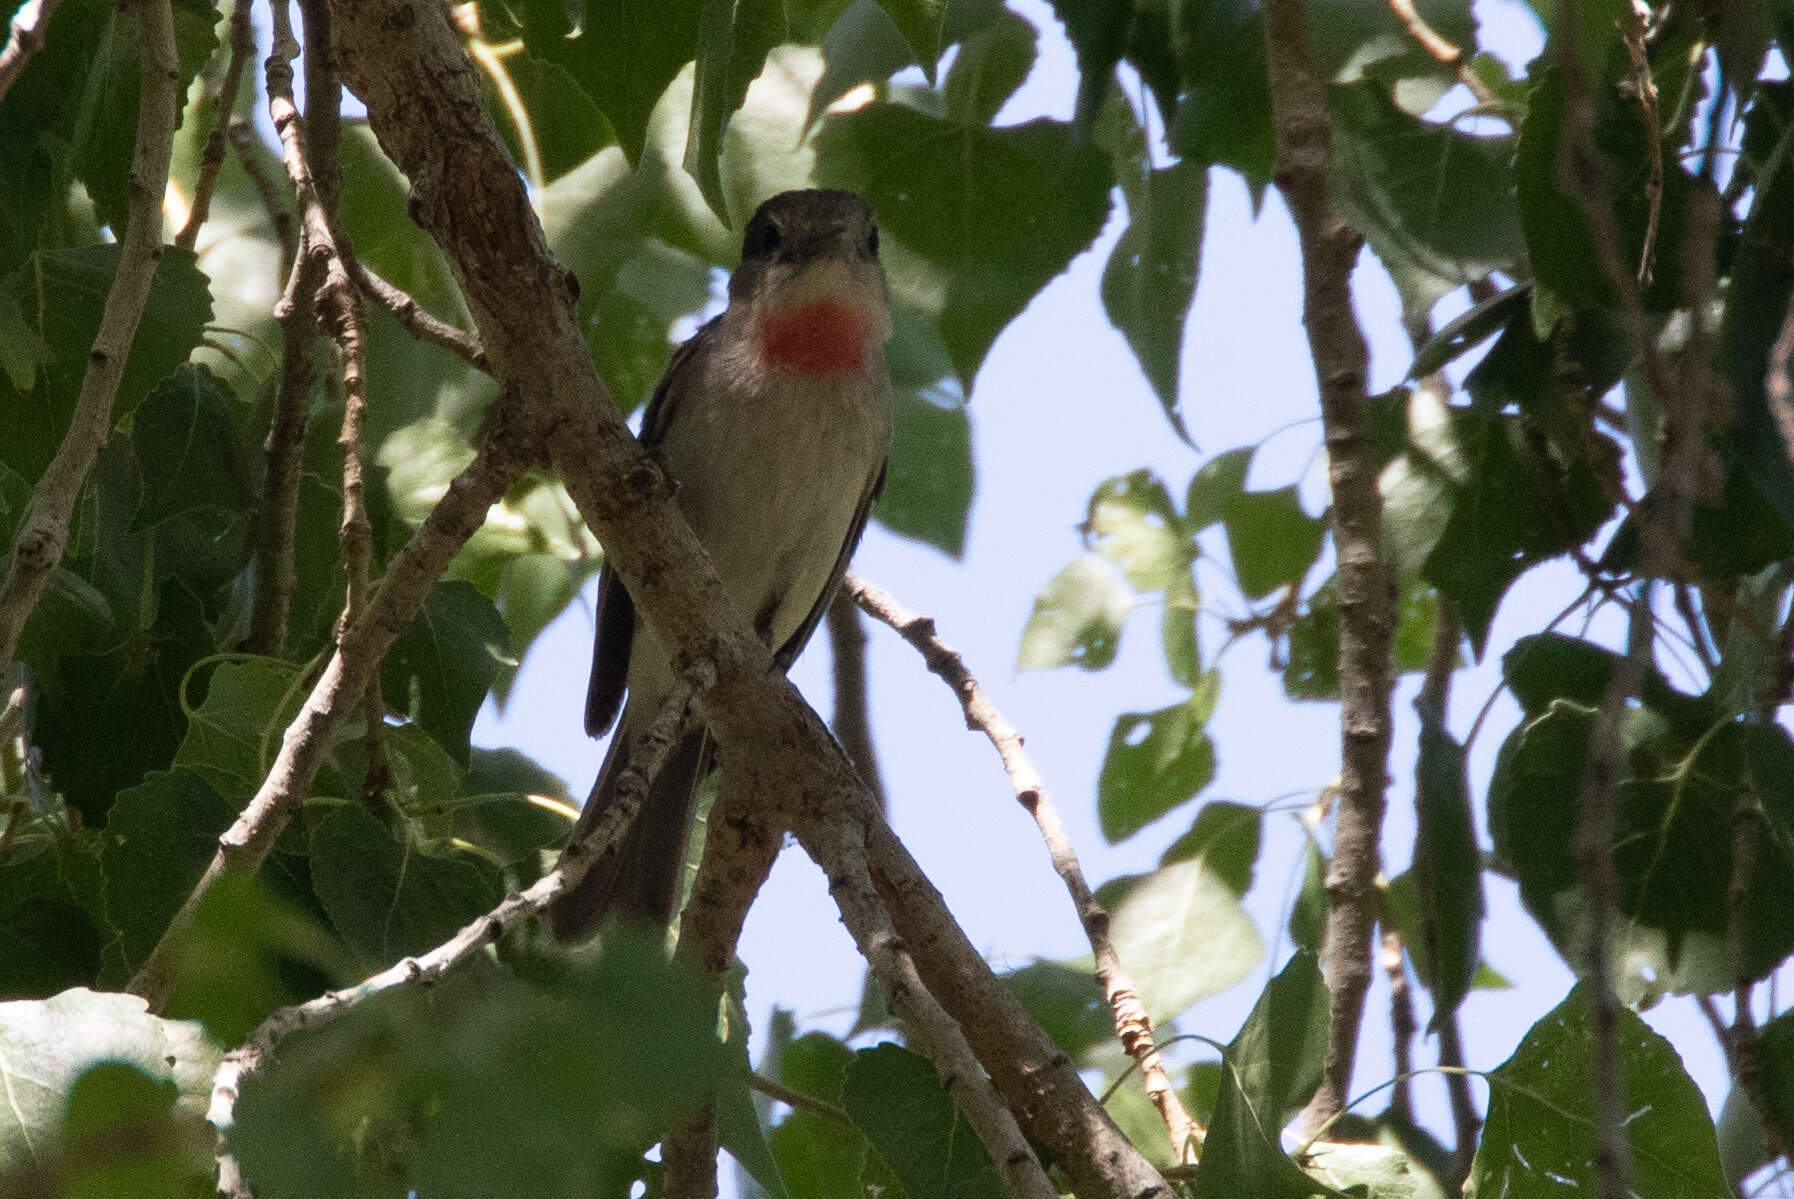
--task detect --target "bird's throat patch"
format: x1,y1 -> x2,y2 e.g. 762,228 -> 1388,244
758,298 -> 872,376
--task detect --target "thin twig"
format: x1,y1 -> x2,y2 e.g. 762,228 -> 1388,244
800,807 -> 1059,1199
351,261 -> 488,371
0,0 -> 180,670
226,117 -> 298,272
745,1070 -> 852,1124
848,572 -> 1202,1161
175,0 -> 255,251
1260,0 -> 1394,1135
827,591 -> 885,812
1385,0 -> 1501,106
126,431 -> 529,1008
1620,0 -> 1662,284
1723,761 -> 1781,1158
0,0 -> 63,103
210,665 -> 711,1197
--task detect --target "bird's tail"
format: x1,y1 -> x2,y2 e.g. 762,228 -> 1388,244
545,711 -> 714,943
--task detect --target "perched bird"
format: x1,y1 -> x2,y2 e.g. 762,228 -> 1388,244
546,189 -> 893,942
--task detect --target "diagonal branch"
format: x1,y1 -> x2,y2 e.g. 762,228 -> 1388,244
848,571 -> 1203,1162
0,0 -> 180,670
323,0 -> 1171,1191
0,0 -> 62,103
175,0 -> 255,251
1259,0 -> 1394,1135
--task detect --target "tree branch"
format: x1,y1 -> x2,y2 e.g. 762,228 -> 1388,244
0,0 -> 62,103
1260,0 -> 1393,1134
174,0 -> 254,251
126,428 -> 528,1007
827,590 -> 885,811
848,571 -> 1202,1162
210,664 -> 714,1197
350,260 -> 488,371
322,0 -> 1171,1190
0,0 -> 180,670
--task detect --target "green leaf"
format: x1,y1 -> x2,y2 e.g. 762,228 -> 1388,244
307,804 -> 504,969
1084,469 -> 1191,592
99,770 -> 235,978
1411,709 -> 1482,1027
687,0 -> 787,217
1406,285 -> 1529,380
0,836 -> 104,1001
1170,0 -> 1275,189
1513,64 -> 1697,317
175,657 -> 309,805
1107,855 -> 1264,1021
1098,674 -> 1220,843
1223,486 -> 1325,600
1160,799 -> 1261,895
1186,447 -> 1251,531
1302,1141 -> 1444,1199
68,0 -> 218,236
806,0 -> 1005,126
841,1043 -> 1005,1198
0,246 -> 213,483
1287,839 -> 1326,952
874,385 -> 973,556
1016,554 -> 1133,672
1193,951 -> 1339,1199
1002,959 -> 1112,1062
820,104 -> 1112,381
520,0 -> 704,167
872,0 -> 948,81
32,572 -> 217,826
488,50 -> 616,186
1487,700 -> 1794,997
1470,984 -> 1731,1199
1048,0 -> 1179,132
1162,566 -> 1203,686
128,364 -> 254,530
1101,156 -> 1207,435
47,1060 -> 216,1195
1381,401 -> 1613,655
767,1033 -> 865,1199
0,987 -> 222,1173
1329,81 -> 1524,321
382,580 -> 510,768
942,8 -> 1035,126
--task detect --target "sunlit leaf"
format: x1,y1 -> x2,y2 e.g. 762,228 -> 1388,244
1107,856 -> 1263,1021
1016,554 -> 1133,672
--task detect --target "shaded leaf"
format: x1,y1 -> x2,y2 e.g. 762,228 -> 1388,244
99,770 -> 234,977
1107,856 -> 1263,1022
1186,447 -> 1251,531
1003,959 -> 1111,1062
1160,799 -> 1261,895
875,386 -> 973,556
1411,709 -> 1482,1027
841,1043 -> 1004,1198
1469,985 -> 1730,1199
0,246 -> 212,483
1098,674 -> 1220,843
687,0 -> 788,216
307,804 -> 505,969
1223,486 -> 1325,600
129,364 -> 254,530
942,9 -> 1035,126
1101,158 -> 1207,434
382,580 -> 510,768
821,104 -> 1112,381
1193,951 -> 1338,1198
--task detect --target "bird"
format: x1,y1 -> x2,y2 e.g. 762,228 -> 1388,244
545,189 -> 893,943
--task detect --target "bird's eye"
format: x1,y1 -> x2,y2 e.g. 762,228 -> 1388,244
865,226 -> 879,257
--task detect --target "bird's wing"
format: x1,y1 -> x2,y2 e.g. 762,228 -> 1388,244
773,457 -> 887,672
584,323 -> 716,737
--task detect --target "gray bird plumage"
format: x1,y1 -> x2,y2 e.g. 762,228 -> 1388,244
546,189 -> 892,942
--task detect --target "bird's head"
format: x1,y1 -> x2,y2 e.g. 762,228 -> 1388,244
731,189 -> 893,378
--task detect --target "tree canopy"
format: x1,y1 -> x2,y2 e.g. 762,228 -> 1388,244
1,0 -> 1792,1195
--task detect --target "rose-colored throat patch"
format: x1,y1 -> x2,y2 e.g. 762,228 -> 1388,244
758,298 -> 872,376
